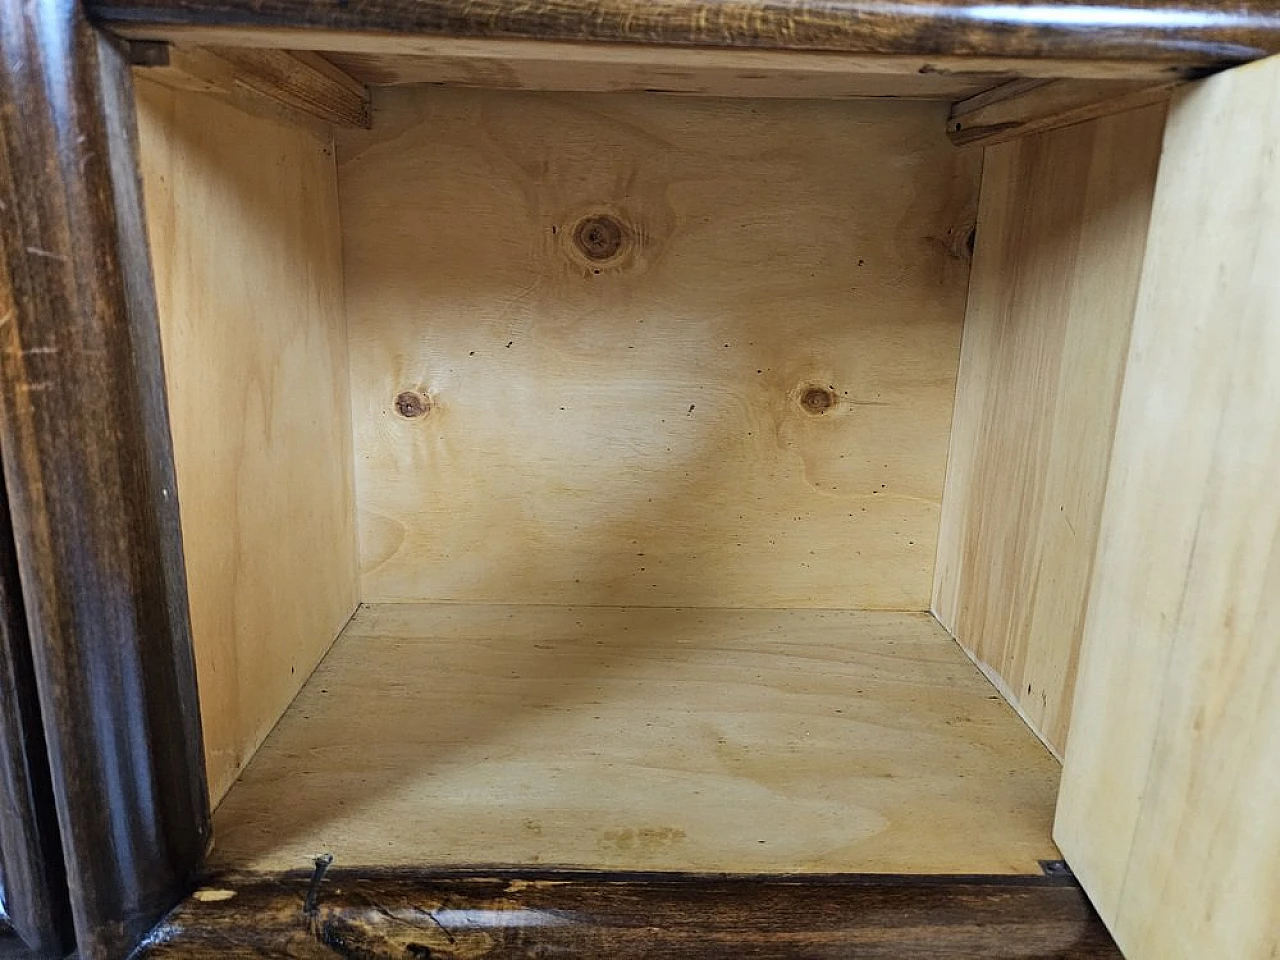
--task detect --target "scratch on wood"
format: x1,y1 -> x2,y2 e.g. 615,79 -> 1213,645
414,905 -> 457,944
25,246 -> 67,262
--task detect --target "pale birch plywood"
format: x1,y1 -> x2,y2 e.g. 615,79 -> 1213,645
210,603 -> 1061,873
932,106 -> 1165,756
136,82 -> 360,803
338,88 -> 980,609
1055,57 -> 1280,960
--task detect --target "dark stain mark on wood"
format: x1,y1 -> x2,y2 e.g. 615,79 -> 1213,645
573,214 -> 625,262
801,386 -> 835,414
134,868 -> 1123,958
394,391 -> 431,418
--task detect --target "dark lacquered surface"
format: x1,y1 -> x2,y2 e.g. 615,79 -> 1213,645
87,0 -> 1280,66
0,468 -> 69,958
136,868 -> 1123,958
0,4 -> 210,959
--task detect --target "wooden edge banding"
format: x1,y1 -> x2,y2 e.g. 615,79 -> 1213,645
133,43 -> 371,128
948,77 -> 1176,145
85,0 -> 1280,71
135,869 -> 1122,958
0,5 -> 210,958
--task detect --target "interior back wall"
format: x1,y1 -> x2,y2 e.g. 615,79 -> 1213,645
338,87 -> 981,609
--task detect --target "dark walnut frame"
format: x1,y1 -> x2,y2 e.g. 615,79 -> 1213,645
1,2 -> 1277,958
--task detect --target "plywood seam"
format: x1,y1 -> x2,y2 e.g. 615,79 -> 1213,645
930,612 -> 1064,762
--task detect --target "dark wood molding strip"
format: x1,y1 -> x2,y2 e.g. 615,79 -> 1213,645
0,7 -> 210,960
86,0 -> 1280,70
0,466 -> 69,958
135,868 -> 1123,958
133,43 -> 372,128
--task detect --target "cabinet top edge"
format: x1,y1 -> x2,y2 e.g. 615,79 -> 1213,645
87,0 -> 1280,73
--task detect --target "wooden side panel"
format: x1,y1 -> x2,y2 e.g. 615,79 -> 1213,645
135,82 -> 359,804
1055,56 -> 1280,960
341,88 -> 979,609
932,106 -> 1165,754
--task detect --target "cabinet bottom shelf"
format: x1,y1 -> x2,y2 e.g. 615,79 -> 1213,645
209,604 -> 1061,875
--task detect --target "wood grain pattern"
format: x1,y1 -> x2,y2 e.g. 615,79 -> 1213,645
112,28 -> 1221,84
948,78 -> 1175,146
137,44 -> 371,127
208,604 -> 1061,875
85,0 -> 1280,70
932,105 -> 1165,755
0,10 -> 209,959
1055,55 -> 1280,960
319,43 -> 1005,100
0,469 -> 69,956
135,81 -> 361,805
135,870 -> 1122,959
340,88 -> 978,609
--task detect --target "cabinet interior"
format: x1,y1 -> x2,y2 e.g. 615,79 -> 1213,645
131,53 -> 1168,875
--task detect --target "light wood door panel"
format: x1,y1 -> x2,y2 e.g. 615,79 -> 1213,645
1055,54 -> 1280,960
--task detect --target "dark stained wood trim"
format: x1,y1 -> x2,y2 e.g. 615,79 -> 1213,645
0,920 -> 35,960
0,465 -> 70,958
86,0 -> 1280,71
0,6 -> 210,960
135,868 -> 1123,958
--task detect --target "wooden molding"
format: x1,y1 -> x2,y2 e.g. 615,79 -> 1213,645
0,6 -> 210,958
135,869 -> 1122,958
134,43 -> 371,128
948,78 -> 1176,146
0,481 -> 70,957
86,0 -> 1280,76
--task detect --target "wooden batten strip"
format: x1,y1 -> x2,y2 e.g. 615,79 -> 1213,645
133,43 -> 371,128
948,78 -> 1176,146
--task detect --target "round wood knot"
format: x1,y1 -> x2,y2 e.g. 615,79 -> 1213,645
573,215 -> 625,261
800,387 -> 835,415
395,391 -> 431,419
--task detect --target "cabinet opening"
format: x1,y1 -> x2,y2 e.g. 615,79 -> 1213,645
132,60 -> 1166,876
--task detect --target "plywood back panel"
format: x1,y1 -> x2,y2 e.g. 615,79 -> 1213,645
340,88 -> 979,608
1055,56 -> 1280,960
136,82 -> 359,803
932,106 -> 1165,755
